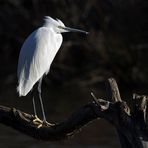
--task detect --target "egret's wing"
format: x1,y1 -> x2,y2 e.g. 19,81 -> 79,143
17,27 -> 62,96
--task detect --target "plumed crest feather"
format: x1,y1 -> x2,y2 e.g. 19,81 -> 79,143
56,18 -> 65,27
43,16 -> 58,27
43,16 -> 65,29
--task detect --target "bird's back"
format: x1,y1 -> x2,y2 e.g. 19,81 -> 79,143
17,27 -> 62,96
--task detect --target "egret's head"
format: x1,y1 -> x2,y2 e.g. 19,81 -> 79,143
44,16 -> 88,34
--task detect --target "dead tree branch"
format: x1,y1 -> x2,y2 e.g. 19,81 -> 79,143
0,78 -> 148,148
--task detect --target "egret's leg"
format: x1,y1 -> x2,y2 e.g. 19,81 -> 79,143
38,78 -> 47,123
32,96 -> 37,116
32,92 -> 43,124
31,90 -> 37,116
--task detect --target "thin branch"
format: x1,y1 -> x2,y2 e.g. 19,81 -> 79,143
108,78 -> 122,102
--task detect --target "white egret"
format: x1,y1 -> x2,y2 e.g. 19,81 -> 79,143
17,16 -> 88,125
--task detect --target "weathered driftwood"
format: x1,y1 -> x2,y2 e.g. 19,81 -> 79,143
0,78 -> 148,148
107,78 -> 148,148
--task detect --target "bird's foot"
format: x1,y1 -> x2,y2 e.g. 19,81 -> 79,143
32,115 -> 55,128
37,120 -> 55,128
32,115 -> 43,125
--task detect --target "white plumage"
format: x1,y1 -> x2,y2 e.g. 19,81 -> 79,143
17,16 -> 88,123
17,26 -> 62,96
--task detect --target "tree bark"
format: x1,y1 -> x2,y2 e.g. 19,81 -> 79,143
0,78 -> 148,148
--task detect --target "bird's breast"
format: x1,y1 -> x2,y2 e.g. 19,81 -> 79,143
54,33 -> 63,51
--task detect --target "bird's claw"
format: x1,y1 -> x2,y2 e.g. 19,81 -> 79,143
32,115 -> 55,128
32,117 -> 43,128
32,115 -> 43,125
37,121 -> 55,128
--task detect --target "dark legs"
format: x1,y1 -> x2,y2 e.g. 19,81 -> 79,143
31,77 -> 47,125
32,96 -> 37,117
32,89 -> 43,125
38,77 -> 47,123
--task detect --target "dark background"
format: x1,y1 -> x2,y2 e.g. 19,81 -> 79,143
0,0 -> 148,147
